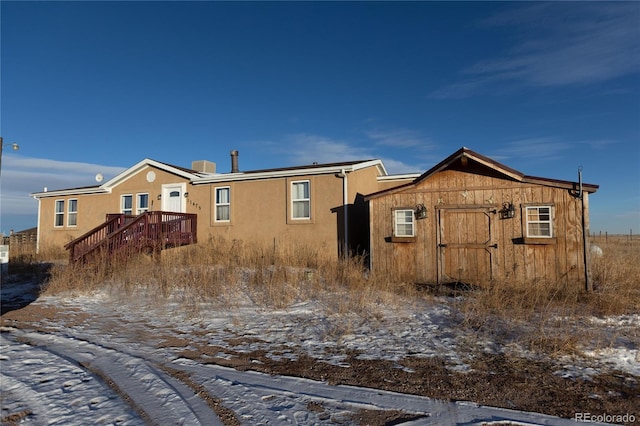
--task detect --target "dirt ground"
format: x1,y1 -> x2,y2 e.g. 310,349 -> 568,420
2,296 -> 638,426
176,342 -> 639,422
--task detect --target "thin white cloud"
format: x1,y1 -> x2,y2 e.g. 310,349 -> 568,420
578,139 -> 618,150
365,128 -> 435,150
430,3 -> 640,99
491,138 -> 573,163
365,129 -> 437,173
10,156 -> 126,177
494,137 -> 621,164
282,134 -> 373,165
377,157 -> 423,175
0,192 -> 37,216
277,133 -> 425,174
0,155 -> 126,218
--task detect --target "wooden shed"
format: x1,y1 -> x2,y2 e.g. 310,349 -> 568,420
365,148 -> 598,288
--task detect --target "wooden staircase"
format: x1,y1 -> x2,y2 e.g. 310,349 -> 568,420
65,211 -> 197,264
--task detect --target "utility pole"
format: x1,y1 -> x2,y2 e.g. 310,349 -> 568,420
0,137 -> 20,178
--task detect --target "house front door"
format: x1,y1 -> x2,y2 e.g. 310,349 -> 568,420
161,184 -> 186,213
437,206 -> 496,285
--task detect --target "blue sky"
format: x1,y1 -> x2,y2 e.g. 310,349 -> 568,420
1,1 -> 639,235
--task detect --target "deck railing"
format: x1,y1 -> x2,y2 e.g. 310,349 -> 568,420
65,212 -> 197,264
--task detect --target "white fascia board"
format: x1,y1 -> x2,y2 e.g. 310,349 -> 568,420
102,159 -> 199,189
351,160 -> 388,176
31,159 -> 199,198
377,173 -> 421,182
32,187 -> 110,199
193,161 -> 385,185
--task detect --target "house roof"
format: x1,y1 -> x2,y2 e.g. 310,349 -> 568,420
102,158 -> 206,188
7,227 -> 37,235
31,184 -> 107,198
32,158 -> 389,197
31,159 -> 198,198
192,159 -> 387,184
365,147 -> 599,200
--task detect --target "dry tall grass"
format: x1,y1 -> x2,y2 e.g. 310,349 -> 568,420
41,235 -> 638,354
457,237 -> 640,354
588,237 -> 640,314
44,236 -> 419,318
1,243 -> 62,284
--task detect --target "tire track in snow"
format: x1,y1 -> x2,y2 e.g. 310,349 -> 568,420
14,332 -> 223,426
5,329 -> 609,425
170,358 -> 598,426
157,364 -> 242,425
0,375 -> 45,423
1,333 -> 137,425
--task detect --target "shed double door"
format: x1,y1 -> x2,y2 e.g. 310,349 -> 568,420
437,207 -> 496,285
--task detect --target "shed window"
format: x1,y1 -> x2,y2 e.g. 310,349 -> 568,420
215,187 -> 230,222
121,195 -> 133,215
67,199 -> 78,227
55,200 -> 65,227
525,205 -> 553,238
394,209 -> 415,237
137,193 -> 149,214
292,181 -> 310,219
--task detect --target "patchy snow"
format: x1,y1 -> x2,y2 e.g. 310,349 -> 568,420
1,327 -> 606,426
0,332 -> 141,425
2,278 -> 635,425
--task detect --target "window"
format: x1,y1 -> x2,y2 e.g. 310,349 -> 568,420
394,209 -> 415,237
137,193 -> 149,214
67,199 -> 78,227
55,200 -> 64,227
292,181 -> 310,219
526,205 -> 553,238
121,195 -> 133,215
215,187 -> 230,222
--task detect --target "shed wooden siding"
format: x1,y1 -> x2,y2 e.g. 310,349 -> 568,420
368,168 -> 590,285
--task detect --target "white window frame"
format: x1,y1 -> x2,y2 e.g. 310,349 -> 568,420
136,193 -> 149,215
525,205 -> 554,238
215,186 -> 231,222
67,199 -> 78,227
121,194 -> 133,215
54,200 -> 65,228
394,209 -> 415,237
291,180 -> 311,220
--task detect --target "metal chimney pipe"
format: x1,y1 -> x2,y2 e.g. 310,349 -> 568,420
230,150 -> 239,173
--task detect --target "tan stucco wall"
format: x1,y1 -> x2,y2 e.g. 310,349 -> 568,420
36,165 -> 192,250
194,174 -> 342,252
36,163 -> 409,258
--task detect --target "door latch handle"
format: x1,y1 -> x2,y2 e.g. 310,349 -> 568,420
489,243 -> 498,248
438,243 -> 447,247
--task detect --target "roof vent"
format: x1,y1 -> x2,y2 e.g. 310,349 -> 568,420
230,150 -> 239,173
192,160 -> 216,173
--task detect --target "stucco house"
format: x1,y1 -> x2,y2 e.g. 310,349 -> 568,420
365,148 -> 598,288
31,151 -> 417,260
32,147 -> 598,288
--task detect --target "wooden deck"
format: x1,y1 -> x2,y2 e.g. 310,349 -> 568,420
66,211 -> 197,264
